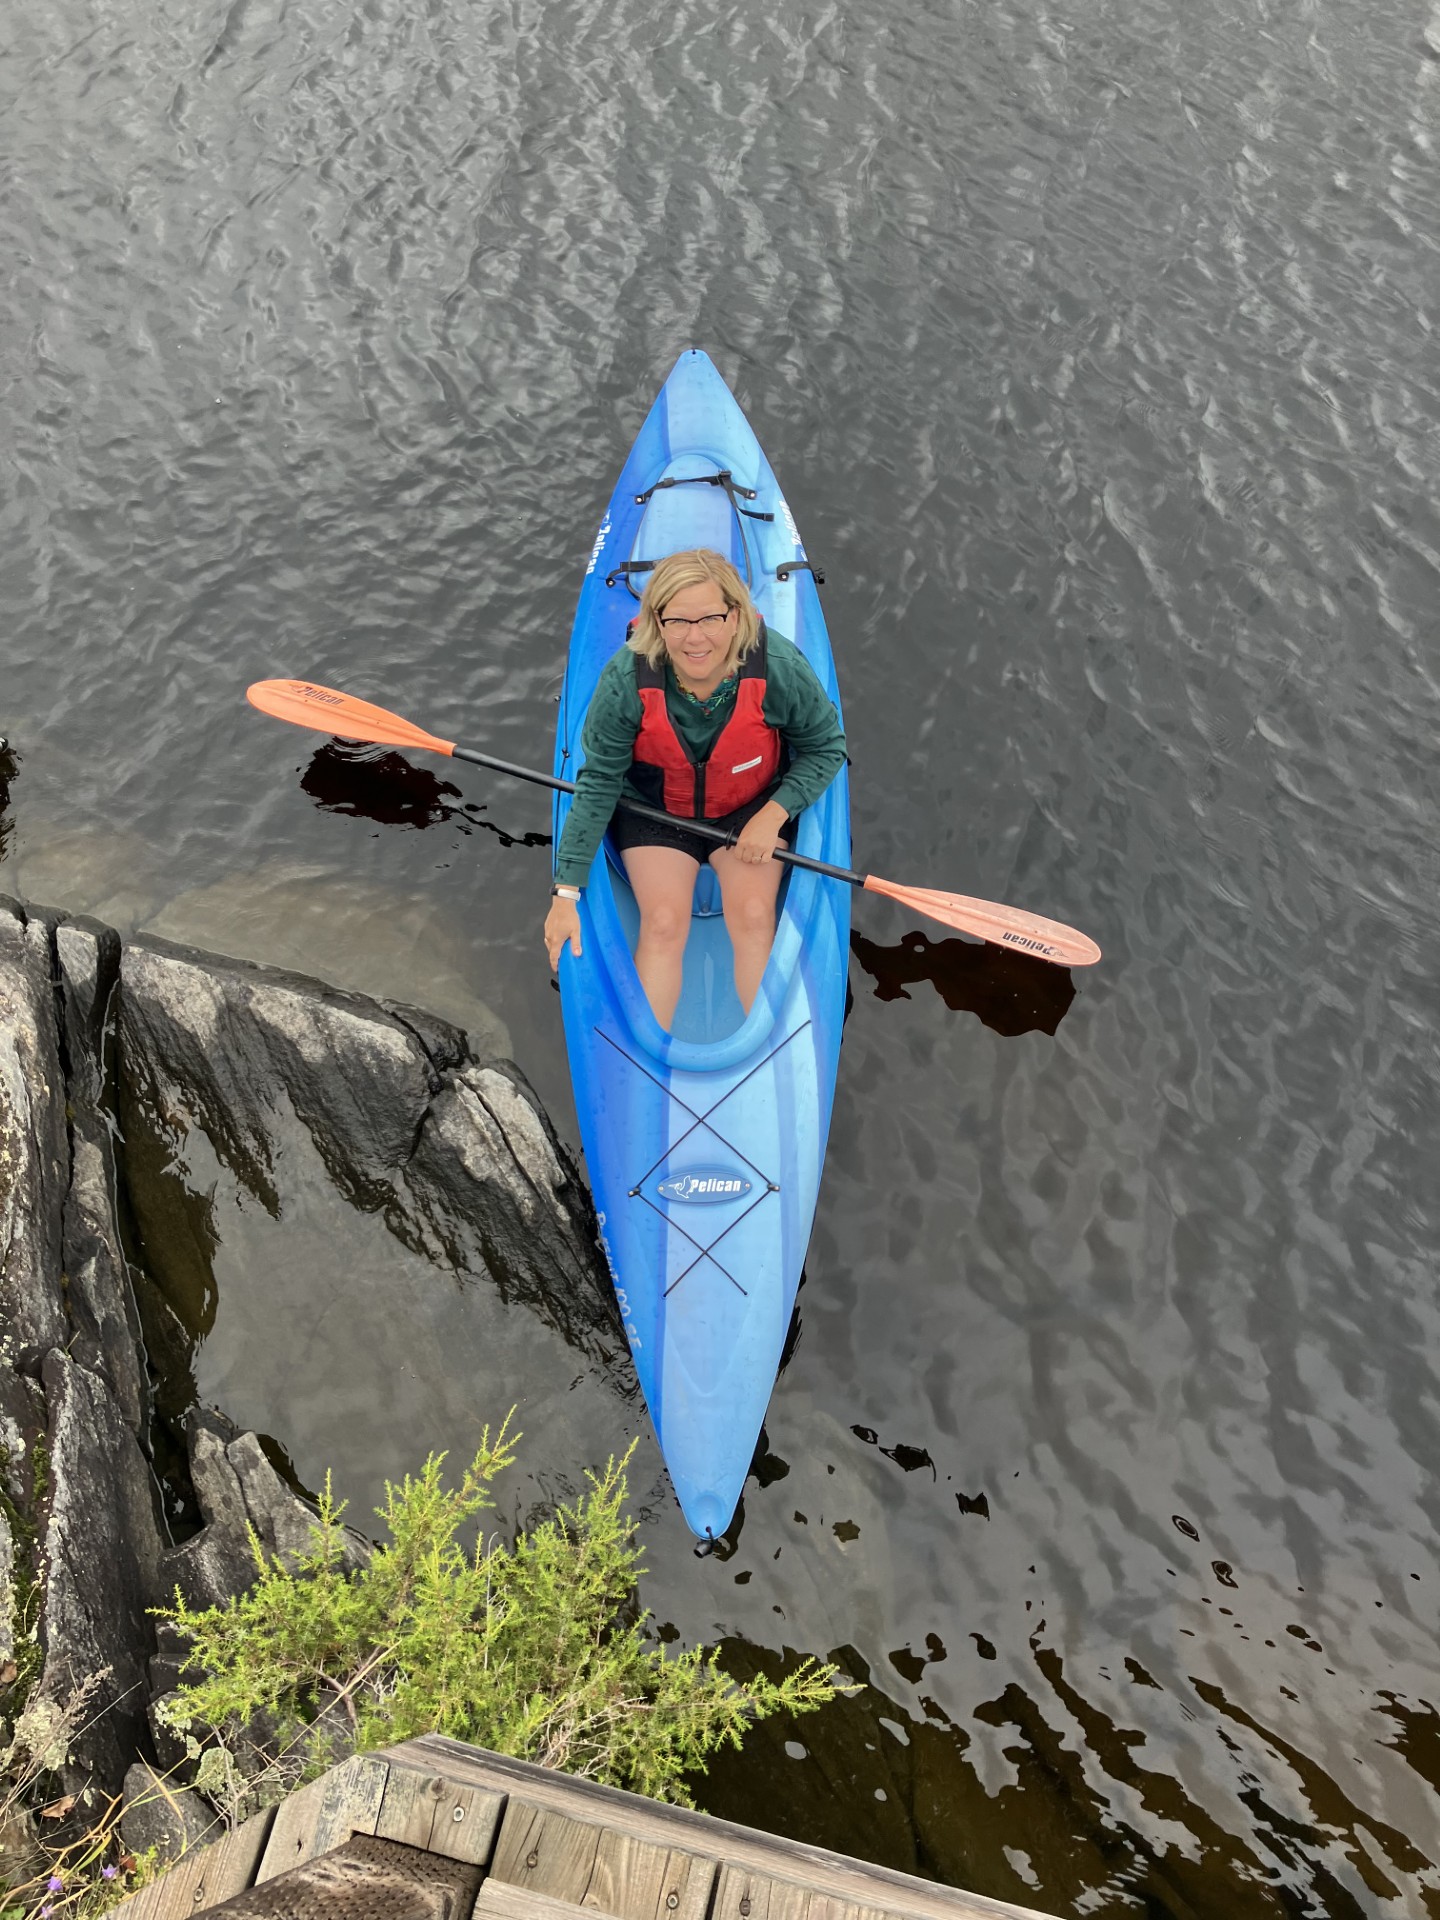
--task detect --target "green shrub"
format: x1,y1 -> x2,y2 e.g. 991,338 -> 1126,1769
159,1419 -> 840,1810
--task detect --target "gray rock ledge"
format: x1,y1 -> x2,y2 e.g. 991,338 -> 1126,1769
0,894 -> 615,1806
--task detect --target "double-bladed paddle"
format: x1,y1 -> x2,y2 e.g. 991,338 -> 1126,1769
246,678 -> 1102,967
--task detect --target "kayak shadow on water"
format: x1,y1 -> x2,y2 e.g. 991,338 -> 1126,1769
300,741 -> 551,850
850,928 -> 1076,1038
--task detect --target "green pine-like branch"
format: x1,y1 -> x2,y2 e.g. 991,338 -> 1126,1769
157,1418 -> 842,1809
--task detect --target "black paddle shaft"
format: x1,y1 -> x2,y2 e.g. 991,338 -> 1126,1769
451,743 -> 864,890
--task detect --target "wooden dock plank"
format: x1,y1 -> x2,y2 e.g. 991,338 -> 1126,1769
255,1767 -> 339,1882
712,1866 -> 811,1920
255,1754 -> 388,1882
490,1799 -> 602,1904
487,1797 -> 714,1920
389,1739 -> 1063,1920
110,1809 -> 274,1920
431,1776 -> 506,1867
476,1883 -> 602,1920
311,1751 -> 390,1858
373,1761 -> 448,1852
374,1761 -> 505,1867
587,1828 -> 714,1920
808,1896 -> 890,1920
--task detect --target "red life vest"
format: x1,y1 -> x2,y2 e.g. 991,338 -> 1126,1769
631,624 -> 784,819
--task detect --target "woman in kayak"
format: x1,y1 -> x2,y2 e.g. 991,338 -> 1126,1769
544,548 -> 846,1031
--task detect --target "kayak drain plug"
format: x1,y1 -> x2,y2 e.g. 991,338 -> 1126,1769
694,1529 -> 717,1559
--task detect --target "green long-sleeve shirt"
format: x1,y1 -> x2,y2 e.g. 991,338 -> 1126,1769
554,630 -> 846,886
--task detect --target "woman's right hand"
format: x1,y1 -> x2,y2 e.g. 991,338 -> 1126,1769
544,896 -> 583,971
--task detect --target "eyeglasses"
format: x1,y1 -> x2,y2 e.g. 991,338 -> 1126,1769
659,609 -> 733,634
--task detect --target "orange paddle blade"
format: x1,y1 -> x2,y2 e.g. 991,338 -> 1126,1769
245,680 -> 457,756
863,875 -> 1101,968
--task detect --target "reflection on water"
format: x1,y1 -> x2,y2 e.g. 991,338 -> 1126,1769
699,1637 -> 1440,1917
301,741 -> 552,851
850,928 -> 1076,1038
849,1425 -> 940,1485
303,742 -> 471,831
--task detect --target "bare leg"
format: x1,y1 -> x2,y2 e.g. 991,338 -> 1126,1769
710,845 -> 784,1014
622,845 -> 700,1031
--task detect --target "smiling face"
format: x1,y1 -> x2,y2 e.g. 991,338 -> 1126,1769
658,581 -> 738,693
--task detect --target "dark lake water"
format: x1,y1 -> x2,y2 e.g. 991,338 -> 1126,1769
5,0 -> 1440,1909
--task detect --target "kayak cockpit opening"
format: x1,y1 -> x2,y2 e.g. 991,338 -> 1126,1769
605,840 -> 794,1047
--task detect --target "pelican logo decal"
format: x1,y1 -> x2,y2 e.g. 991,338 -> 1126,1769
1002,930 -> 1059,957
657,1166 -> 752,1204
585,513 -> 612,575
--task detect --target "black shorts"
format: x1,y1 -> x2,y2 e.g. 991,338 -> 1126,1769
609,785 -> 797,867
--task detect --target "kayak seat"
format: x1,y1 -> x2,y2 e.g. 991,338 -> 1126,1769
599,835 -> 724,919
601,838 -> 779,923
601,834 -> 793,1046
691,866 -> 724,918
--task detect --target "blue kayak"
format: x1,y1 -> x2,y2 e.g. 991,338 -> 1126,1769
553,350 -> 851,1543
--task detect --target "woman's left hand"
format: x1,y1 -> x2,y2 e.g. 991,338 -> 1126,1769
733,800 -> 789,865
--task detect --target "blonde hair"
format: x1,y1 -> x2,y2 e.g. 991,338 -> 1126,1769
626,549 -> 761,671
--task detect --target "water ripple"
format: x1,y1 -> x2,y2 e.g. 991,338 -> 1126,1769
4,0 -> 1440,1907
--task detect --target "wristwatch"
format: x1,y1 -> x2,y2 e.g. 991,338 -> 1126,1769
551,884 -> 581,901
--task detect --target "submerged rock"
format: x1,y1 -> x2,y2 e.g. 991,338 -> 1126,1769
118,938 -> 438,1215
117,934 -> 615,1356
